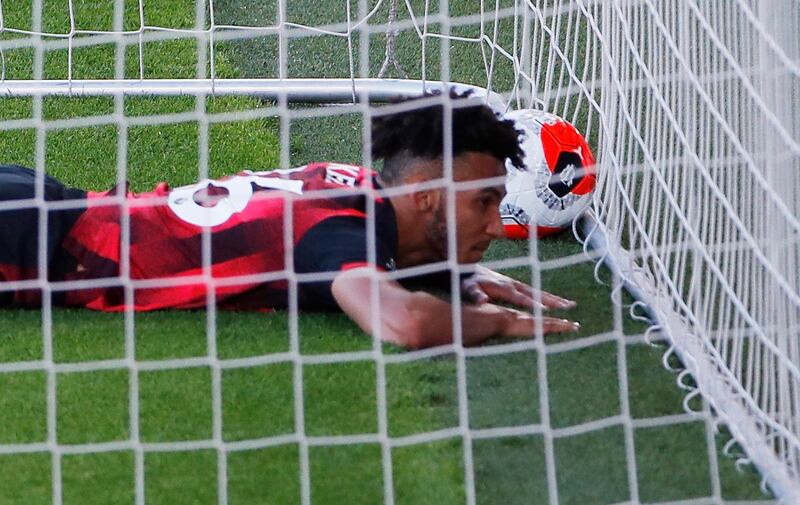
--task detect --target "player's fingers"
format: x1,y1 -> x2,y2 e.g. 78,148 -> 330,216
481,281 -> 541,308
539,316 -> 581,333
533,289 -> 577,310
509,289 -> 544,310
463,281 -> 490,305
515,282 -> 561,310
505,313 -> 580,336
494,281 -> 548,309
511,278 -> 535,298
503,311 -> 535,337
508,281 -> 574,310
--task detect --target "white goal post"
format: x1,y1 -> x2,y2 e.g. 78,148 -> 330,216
1,0 -> 798,503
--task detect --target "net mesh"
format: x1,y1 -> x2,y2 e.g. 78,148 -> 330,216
0,0 -> 798,503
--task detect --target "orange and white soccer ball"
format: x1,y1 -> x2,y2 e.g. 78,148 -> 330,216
500,109 -> 597,239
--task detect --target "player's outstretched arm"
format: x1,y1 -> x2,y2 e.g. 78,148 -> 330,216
331,267 -> 579,349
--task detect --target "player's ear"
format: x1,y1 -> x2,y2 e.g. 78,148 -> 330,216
412,188 -> 440,213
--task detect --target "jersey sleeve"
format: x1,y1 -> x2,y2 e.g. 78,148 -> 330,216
294,216 -> 396,310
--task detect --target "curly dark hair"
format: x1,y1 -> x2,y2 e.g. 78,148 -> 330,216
371,89 -> 525,185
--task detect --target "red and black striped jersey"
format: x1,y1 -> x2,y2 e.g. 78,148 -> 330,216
48,162 -> 398,311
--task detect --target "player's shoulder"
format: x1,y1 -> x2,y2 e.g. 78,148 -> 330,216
300,162 -> 377,190
233,162 -> 377,192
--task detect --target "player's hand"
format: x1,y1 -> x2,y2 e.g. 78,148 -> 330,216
462,265 -> 577,310
495,305 -> 580,336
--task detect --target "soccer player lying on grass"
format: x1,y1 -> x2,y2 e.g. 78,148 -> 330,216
0,91 -> 579,349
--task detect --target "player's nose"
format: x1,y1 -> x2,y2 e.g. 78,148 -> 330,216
486,207 -> 504,239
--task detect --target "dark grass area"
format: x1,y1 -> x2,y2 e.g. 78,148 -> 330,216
0,0 -> 774,503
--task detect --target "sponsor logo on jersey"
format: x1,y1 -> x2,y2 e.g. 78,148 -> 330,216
324,163 -> 361,187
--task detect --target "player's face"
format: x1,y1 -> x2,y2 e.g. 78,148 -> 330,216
426,152 -> 507,264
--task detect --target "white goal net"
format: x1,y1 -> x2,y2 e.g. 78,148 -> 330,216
0,0 -> 798,504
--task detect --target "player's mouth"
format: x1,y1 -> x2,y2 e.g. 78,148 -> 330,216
472,241 -> 492,255
462,241 -> 491,264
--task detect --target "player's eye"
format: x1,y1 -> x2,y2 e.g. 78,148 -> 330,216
478,196 -> 497,211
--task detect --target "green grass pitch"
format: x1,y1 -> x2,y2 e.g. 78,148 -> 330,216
0,0 -> 773,503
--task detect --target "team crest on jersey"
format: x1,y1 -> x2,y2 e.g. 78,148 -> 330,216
324,163 -> 361,187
